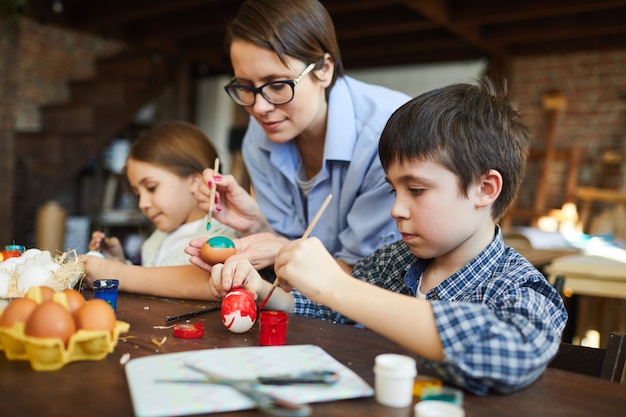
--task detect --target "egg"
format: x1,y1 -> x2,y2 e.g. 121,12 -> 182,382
74,298 -> 116,332
200,236 -> 236,265
25,285 -> 55,303
60,288 -> 86,314
221,288 -> 257,333
0,298 -> 38,328
18,265 -> 52,292
24,301 -> 76,345
0,270 -> 10,297
1,257 -> 24,274
21,248 -> 42,259
44,262 -> 61,274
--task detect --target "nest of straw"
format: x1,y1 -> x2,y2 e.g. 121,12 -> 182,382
2,249 -> 86,298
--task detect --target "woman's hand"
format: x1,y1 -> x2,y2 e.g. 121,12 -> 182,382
196,170 -> 272,236
88,231 -> 126,263
186,232 -> 289,272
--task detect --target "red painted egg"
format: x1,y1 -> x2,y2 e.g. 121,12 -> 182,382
221,288 -> 256,333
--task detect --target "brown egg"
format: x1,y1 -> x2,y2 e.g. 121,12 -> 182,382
24,301 -> 76,345
74,299 -> 116,332
25,285 -> 55,303
199,236 -> 236,265
0,298 -> 38,328
61,288 -> 86,314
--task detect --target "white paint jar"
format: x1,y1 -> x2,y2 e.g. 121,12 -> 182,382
374,353 -> 417,407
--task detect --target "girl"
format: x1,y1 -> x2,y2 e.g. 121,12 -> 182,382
80,121 -> 236,299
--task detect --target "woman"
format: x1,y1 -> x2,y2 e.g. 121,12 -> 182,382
187,0 -> 409,274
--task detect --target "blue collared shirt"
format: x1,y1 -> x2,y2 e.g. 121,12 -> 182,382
293,226 -> 568,395
241,76 -> 409,264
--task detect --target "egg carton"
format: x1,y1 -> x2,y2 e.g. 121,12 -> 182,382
0,318 -> 130,371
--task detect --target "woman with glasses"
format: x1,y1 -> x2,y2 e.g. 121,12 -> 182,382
187,0 -> 409,278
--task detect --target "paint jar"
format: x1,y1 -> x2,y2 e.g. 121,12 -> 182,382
414,400 -> 465,417
374,353 -> 417,407
419,386 -> 463,405
3,244 -> 25,259
259,310 -> 288,346
93,279 -> 120,311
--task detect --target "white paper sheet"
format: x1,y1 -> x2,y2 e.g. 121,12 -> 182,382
125,344 -> 374,417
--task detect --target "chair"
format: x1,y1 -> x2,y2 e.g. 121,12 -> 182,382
548,331 -> 626,383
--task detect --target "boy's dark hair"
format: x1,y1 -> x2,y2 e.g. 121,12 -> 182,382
379,77 -> 531,221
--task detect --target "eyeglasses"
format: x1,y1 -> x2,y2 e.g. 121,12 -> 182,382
224,63 -> 316,107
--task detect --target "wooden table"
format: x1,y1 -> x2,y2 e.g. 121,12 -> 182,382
1,291 -> 625,417
545,254 -> 626,299
544,253 -> 626,346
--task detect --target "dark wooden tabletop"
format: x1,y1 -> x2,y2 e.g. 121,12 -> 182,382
1,291 -> 624,417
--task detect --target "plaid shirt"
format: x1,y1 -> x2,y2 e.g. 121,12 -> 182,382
293,226 -> 568,395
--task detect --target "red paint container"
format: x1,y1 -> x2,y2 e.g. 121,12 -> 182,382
259,311 -> 288,346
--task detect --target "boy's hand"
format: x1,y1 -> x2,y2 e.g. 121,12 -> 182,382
274,237 -> 344,303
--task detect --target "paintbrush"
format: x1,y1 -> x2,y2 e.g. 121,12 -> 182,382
165,305 -> 221,323
206,157 -> 220,230
257,193 -> 333,311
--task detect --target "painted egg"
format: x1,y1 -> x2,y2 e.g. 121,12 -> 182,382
221,288 -> 257,333
200,236 -> 236,265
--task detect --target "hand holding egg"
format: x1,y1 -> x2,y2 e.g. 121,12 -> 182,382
200,236 -> 236,265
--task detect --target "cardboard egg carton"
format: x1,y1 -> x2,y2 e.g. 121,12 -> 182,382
0,317 -> 130,371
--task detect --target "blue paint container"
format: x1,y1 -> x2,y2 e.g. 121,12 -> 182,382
93,279 -> 120,311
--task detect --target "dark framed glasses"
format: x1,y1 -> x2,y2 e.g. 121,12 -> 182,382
224,63 -> 316,107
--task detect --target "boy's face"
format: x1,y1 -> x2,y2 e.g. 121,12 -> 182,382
386,158 -> 489,263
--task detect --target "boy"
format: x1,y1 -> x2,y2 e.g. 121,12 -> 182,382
209,78 -> 568,395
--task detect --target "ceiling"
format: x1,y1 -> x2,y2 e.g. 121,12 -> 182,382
23,0 -> 626,76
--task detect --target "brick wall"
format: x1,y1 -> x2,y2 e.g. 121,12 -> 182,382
510,50 -> 626,217
13,17 -> 124,131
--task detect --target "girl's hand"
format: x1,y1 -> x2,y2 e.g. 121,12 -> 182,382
78,254 -> 116,289
208,259 -> 269,300
196,170 -> 272,236
88,231 -> 126,263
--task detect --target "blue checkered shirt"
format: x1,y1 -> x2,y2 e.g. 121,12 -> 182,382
293,226 -> 568,395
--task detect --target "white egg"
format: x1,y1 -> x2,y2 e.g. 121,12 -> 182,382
85,250 -> 105,258
0,270 -> 10,297
21,248 -> 42,259
18,265 -> 52,292
44,262 -> 61,273
0,257 -> 24,274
